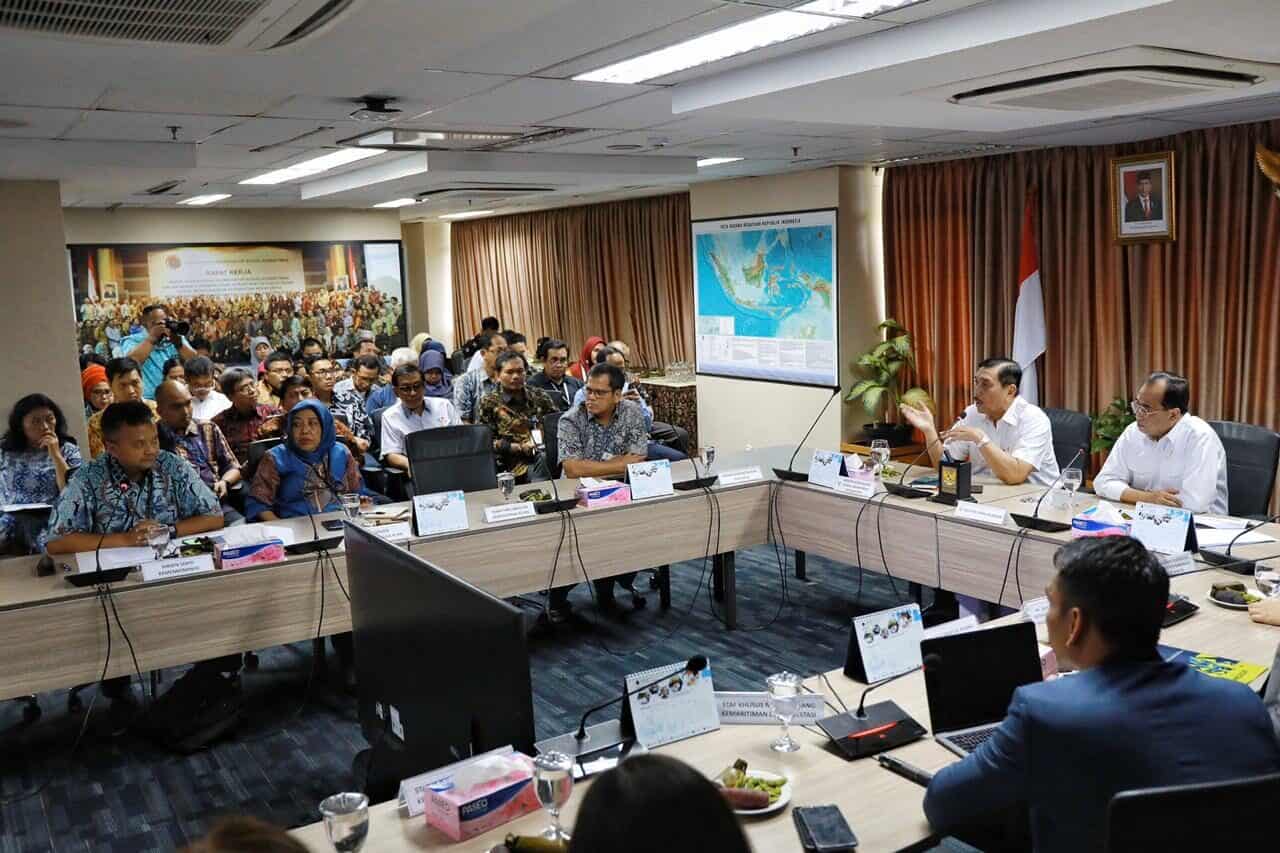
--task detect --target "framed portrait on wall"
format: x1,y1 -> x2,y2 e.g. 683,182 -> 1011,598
1110,151 -> 1176,243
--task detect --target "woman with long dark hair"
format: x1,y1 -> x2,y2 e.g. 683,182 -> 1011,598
0,394 -> 81,553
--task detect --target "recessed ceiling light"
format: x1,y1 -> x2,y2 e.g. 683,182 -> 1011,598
697,156 -> 744,168
343,128 -> 520,149
240,148 -> 386,185
607,143 -> 645,151
439,210 -> 495,220
574,0 -> 918,84
373,198 -> 419,208
178,194 -> 231,206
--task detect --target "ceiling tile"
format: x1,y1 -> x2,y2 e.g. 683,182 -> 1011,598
96,87 -> 286,117
0,106 -> 83,138
205,117 -> 353,147
61,111 -> 237,143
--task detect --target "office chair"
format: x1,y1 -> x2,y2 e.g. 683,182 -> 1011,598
1044,407 -> 1092,479
1208,420 -> 1280,519
541,411 -> 563,479
244,436 -> 282,483
405,425 -> 498,495
1105,771 -> 1280,852
367,407 -> 408,500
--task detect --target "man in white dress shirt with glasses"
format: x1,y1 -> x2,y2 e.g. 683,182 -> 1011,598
1094,371 -> 1228,515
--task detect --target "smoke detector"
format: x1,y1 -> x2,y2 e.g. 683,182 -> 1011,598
350,97 -> 402,123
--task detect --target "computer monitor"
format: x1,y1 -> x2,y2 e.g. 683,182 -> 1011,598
344,524 -> 535,798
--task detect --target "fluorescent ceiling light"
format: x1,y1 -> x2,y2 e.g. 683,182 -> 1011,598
345,128 -> 520,149
574,1 -> 917,84
439,210 -> 495,220
373,198 -> 419,208
178,193 -> 231,206
697,156 -> 744,168
240,148 -> 385,185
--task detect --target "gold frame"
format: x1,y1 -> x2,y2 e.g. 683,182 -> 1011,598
1110,150 -> 1176,244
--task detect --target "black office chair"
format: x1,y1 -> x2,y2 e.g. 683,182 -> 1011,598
405,425 -> 499,495
244,437 -> 282,482
1209,420 -> 1280,520
368,406 -> 408,500
1045,407 -> 1092,479
449,349 -> 467,377
1105,771 -> 1280,852
542,411 -> 563,479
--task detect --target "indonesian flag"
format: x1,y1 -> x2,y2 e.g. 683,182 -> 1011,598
86,252 -> 99,302
1012,191 -> 1046,404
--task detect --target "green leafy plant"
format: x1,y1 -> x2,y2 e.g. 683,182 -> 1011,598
846,318 -> 935,423
1091,396 -> 1135,452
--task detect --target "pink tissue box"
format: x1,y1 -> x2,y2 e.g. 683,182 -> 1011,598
215,540 -> 286,570
1070,508 -> 1130,539
425,754 -> 539,841
576,481 -> 631,509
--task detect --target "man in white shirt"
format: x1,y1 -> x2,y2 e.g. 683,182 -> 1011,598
380,363 -> 460,474
902,357 -> 1060,487
1094,371 -> 1228,515
186,356 -> 231,422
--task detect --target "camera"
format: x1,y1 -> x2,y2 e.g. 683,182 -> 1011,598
164,319 -> 190,337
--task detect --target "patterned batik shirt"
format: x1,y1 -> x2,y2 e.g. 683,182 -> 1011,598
331,387 -> 374,441
452,369 -> 500,423
477,387 -> 558,476
556,399 -> 648,463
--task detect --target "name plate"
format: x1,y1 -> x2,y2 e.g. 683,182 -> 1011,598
483,501 -> 538,524
715,691 -> 824,726
1132,502 -> 1193,554
1157,550 -> 1198,577
141,554 -> 215,583
413,490 -> 469,537
716,466 -> 763,487
368,521 -> 412,543
627,459 -> 674,500
835,474 -> 878,499
807,450 -> 843,489
954,502 -> 1009,527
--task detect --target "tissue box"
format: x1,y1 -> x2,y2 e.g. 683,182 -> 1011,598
215,540 -> 286,570
1070,506 -> 1130,539
425,754 -> 539,841
576,481 -> 631,509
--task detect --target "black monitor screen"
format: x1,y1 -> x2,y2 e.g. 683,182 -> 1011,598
922,621 -> 1042,734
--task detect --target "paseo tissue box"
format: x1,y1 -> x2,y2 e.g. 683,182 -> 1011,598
576,480 -> 631,509
215,540 -> 286,570
425,753 -> 539,841
1070,503 -> 1131,539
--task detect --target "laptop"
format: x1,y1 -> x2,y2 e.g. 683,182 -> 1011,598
922,621 -> 1043,758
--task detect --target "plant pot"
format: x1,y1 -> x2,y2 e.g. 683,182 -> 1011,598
861,422 -> 914,447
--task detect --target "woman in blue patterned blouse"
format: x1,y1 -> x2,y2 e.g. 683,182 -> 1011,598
0,394 -> 81,553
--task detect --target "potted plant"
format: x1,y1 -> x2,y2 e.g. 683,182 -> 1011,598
1091,397 -> 1135,453
847,318 -> 935,446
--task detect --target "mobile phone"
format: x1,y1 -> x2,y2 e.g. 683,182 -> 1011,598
321,519 -> 345,531
793,805 -> 858,851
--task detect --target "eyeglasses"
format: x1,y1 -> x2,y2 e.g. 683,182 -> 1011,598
396,383 -> 425,394
584,386 -> 615,398
234,383 -> 257,395
1130,399 -> 1167,418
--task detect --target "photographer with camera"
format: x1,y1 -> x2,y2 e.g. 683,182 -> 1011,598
119,304 -> 197,400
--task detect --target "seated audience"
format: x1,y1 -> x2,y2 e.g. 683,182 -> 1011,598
569,755 -> 750,853
364,347 -> 418,414
381,364 -> 460,474
902,356 -> 1059,486
1094,371 -> 1228,514
162,356 -> 185,385
923,536 -> 1280,853
605,339 -> 688,455
527,338 -> 582,412
570,346 -> 684,462
453,331 -> 506,423
212,367 -> 280,465
418,346 -> 454,401
184,816 -> 308,853
462,315 -> 501,369
248,336 -> 271,373
118,303 -> 196,399
478,350 -> 556,482
352,329 -> 379,358
260,375 -> 365,460
186,356 -> 231,422
501,329 -> 528,357
81,363 -> 112,420
297,337 -> 325,361
88,357 -> 158,458
256,350 -> 294,407
333,353 -> 382,414
307,355 -> 372,457
569,335 -> 606,380
0,394 -> 81,554
246,400 -> 363,522
154,380 -> 242,523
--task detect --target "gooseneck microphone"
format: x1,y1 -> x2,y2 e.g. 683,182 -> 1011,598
1010,448 -> 1085,533
773,387 -> 841,483
575,655 -> 707,740
854,664 -> 922,719
1200,513 -> 1280,574
884,436 -> 944,500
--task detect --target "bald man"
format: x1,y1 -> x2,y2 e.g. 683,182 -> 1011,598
155,379 -> 242,522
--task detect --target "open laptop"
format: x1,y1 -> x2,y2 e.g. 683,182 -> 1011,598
922,621 -> 1043,758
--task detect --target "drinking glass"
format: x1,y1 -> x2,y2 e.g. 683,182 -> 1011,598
702,445 -> 717,473
532,751 -> 574,841
320,792 -> 369,853
766,671 -> 803,753
497,472 -> 516,502
1256,564 -> 1280,599
870,439 -> 891,476
1061,467 -> 1083,510
146,524 -> 170,562
340,493 -> 362,524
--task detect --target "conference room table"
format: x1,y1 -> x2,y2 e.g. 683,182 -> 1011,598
2,445 -> 1278,705
288,566 -> 1280,852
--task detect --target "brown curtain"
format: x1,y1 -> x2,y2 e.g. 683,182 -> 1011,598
887,118 -> 1280,432
883,159 -> 975,423
450,193 -> 694,368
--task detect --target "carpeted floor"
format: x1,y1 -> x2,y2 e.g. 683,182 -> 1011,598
0,544 -> 922,852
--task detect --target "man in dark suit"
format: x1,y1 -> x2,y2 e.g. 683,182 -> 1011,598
923,536 -> 1280,853
1124,171 -> 1163,221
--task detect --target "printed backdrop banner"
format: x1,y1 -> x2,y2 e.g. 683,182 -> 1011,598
146,245 -> 306,297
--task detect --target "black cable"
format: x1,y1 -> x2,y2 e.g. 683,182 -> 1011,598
104,585 -> 148,705
996,528 -> 1030,609
1012,529 -> 1029,605
872,492 -> 906,602
852,495 -> 875,602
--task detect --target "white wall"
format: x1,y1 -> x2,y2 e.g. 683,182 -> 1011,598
61,207 -> 403,244
424,222 -> 453,351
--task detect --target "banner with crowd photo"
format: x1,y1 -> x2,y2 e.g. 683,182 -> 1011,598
69,241 -> 407,365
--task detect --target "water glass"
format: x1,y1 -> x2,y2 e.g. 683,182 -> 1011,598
146,524 -> 170,562
1062,467 -> 1083,510
870,439 -> 891,476
497,472 -> 516,502
1256,564 -> 1280,599
320,792 -> 369,853
766,671 -> 803,753
702,444 -> 717,473
340,492 -> 362,523
532,751 -> 574,841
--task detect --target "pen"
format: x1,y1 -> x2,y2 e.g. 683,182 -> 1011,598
877,754 -> 934,787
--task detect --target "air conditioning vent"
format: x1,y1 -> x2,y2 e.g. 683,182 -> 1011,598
416,185 -> 556,203
954,66 -> 1259,111
138,180 -> 184,196
271,0 -> 354,47
0,0 -> 269,45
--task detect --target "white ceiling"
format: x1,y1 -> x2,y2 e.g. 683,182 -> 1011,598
0,0 -> 1276,219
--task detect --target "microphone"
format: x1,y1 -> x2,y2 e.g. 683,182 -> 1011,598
1199,514 -> 1280,574
772,387 -> 841,483
575,655 -> 706,740
854,665 -> 922,719
884,436 -> 943,500
1010,448 -> 1085,533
